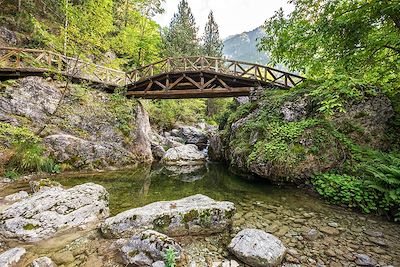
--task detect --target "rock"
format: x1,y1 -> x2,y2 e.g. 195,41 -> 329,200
152,261 -> 166,267
228,229 -> 286,267
328,222 -> 339,228
319,226 -> 340,236
0,77 -> 152,169
303,228 -> 320,241
52,251 -> 75,265
368,237 -> 387,246
101,194 -> 235,238
208,133 -> 224,162
31,256 -> 55,267
281,96 -> 309,122
169,126 -> 208,149
0,27 -> 17,45
0,183 -> 109,241
44,134 -> 140,169
151,143 -> 166,160
29,179 -> 62,193
4,191 -> 29,203
0,247 -> 26,267
120,230 -> 183,267
235,97 -> 250,105
162,145 -> 206,166
364,230 -> 384,238
355,253 -> 376,266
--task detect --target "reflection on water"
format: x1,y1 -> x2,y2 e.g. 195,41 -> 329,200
53,163 -> 333,216
1,163 -> 400,266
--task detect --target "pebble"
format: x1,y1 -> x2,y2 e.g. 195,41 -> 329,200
319,226 -> 340,236
355,253 -> 376,266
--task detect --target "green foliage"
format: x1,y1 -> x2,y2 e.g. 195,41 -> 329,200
163,0 -> 201,57
110,93 -> 137,136
259,0 -> 400,93
30,0 -> 164,68
0,122 -> 40,145
202,11 -> 223,57
313,173 -> 380,213
299,76 -> 378,116
165,247 -> 176,267
4,170 -> 20,180
314,146 -> 400,221
144,99 -> 206,131
7,141 -> 57,174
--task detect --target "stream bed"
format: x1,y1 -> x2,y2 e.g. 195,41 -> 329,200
1,163 -> 399,266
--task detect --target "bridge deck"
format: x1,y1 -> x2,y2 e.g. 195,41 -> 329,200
0,47 -> 305,99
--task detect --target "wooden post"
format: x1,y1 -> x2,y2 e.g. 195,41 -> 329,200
16,50 -> 20,68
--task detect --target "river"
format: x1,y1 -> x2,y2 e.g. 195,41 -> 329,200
1,163 -> 399,266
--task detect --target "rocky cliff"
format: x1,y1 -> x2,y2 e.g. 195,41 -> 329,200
0,77 -> 153,171
210,88 -> 395,183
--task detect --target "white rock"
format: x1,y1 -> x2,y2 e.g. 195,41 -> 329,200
0,247 -> 26,267
228,229 -> 286,267
0,183 -> 109,242
31,256 -> 55,267
162,144 -> 206,166
101,194 -> 235,238
120,230 -> 182,267
4,191 -> 29,203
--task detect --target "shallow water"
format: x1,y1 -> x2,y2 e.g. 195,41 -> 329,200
1,163 -> 400,266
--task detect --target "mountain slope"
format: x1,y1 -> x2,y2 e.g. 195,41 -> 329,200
223,27 -> 269,65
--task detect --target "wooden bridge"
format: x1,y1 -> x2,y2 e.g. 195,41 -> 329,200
0,47 -> 305,98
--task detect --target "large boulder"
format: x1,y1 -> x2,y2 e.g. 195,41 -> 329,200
4,191 -> 29,203
120,230 -> 184,267
228,229 -> 286,267
162,144 -> 206,166
101,194 -> 235,238
0,183 -> 109,242
0,248 -> 26,267
170,126 -> 208,149
44,134 -> 138,168
214,90 -> 395,183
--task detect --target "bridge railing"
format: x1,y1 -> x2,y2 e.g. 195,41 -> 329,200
127,56 -> 305,88
0,47 -> 126,86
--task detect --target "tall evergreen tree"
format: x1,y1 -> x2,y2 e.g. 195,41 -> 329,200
202,11 -> 224,117
202,11 -> 223,57
163,0 -> 200,57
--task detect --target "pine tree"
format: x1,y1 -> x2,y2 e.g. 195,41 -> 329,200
163,0 -> 200,57
202,11 -> 223,57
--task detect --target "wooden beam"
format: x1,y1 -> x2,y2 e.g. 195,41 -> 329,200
125,87 -> 252,99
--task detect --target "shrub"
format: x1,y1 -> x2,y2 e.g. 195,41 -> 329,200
313,150 -> 400,221
165,247 -> 176,267
7,141 -> 57,174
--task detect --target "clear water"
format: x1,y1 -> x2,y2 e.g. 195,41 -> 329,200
1,163 -> 400,266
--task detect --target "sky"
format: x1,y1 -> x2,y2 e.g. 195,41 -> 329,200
154,0 -> 293,39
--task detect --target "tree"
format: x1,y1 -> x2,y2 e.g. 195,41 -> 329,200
259,0 -> 400,94
163,0 -> 200,57
202,11 -> 223,57
202,10 -> 225,117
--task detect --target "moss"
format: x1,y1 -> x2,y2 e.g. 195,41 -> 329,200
23,223 -> 39,230
182,209 -> 199,224
153,215 -> 172,231
224,209 -> 234,219
128,249 -> 140,257
199,209 -> 212,227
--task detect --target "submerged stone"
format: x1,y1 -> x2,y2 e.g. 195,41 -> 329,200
228,229 -> 286,267
120,230 -> 183,267
0,183 -> 109,242
101,194 -> 235,238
